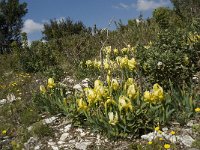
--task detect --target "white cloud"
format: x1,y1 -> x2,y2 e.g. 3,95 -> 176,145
113,3 -> 130,9
22,19 -> 44,34
113,0 -> 169,11
137,0 -> 168,11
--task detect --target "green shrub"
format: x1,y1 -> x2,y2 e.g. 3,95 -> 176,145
136,30 -> 200,88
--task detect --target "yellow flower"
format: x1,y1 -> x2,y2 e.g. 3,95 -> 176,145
144,91 -> 151,101
128,58 -> 136,71
111,79 -> 119,90
104,46 -> 111,55
2,130 -> 7,134
108,112 -> 118,125
105,98 -> 117,110
127,84 -> 137,99
86,60 -> 92,67
164,144 -> 170,149
195,107 -> 200,112
47,78 -> 55,88
40,85 -> 46,94
77,98 -> 87,111
170,131 -> 175,135
119,56 -> 128,68
152,83 -> 164,102
148,141 -> 153,145
95,86 -> 105,100
103,59 -> 110,70
113,48 -> 118,55
124,78 -> 135,90
155,126 -> 160,131
159,137 -> 163,141
94,80 -> 103,88
118,96 -> 133,112
106,75 -> 111,86
121,47 -> 128,54
85,88 -> 96,104
93,59 -> 101,69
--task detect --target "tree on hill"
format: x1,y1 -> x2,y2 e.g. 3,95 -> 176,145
42,17 -> 91,41
170,0 -> 200,21
0,0 -> 27,54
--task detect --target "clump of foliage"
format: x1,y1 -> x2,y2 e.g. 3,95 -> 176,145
136,30 -> 200,88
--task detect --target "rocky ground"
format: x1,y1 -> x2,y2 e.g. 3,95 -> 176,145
21,114 -> 200,150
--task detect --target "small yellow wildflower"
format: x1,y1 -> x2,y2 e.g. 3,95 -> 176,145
127,84 -> 137,99
2,130 -> 7,134
164,144 -> 170,149
85,60 -> 92,67
111,79 -> 119,90
113,48 -> 118,55
170,131 -> 175,135
103,59 -> 110,70
105,98 -> 117,110
155,126 -> 160,131
118,96 -> 133,112
104,46 -> 111,55
108,112 -> 118,125
121,47 -> 128,53
47,78 -> 55,88
144,91 -> 151,101
85,88 -> 96,104
148,141 -> 153,145
40,85 -> 46,94
195,107 -> 200,112
128,58 -> 136,70
77,98 -> 87,111
159,137 -> 163,141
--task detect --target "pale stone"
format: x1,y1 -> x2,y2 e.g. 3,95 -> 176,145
43,116 -> 58,124
73,84 -> 83,91
60,133 -> 69,141
75,141 -> 92,150
0,99 -> 7,105
64,124 -> 71,132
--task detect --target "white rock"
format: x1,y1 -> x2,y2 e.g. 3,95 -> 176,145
43,116 -> 58,124
34,145 -> 40,150
69,139 -> 76,143
80,132 -> 86,137
96,134 -> 101,145
75,141 -> 92,150
187,120 -> 196,127
76,128 -> 83,132
179,135 -> 194,147
60,133 -> 69,141
57,141 -> 65,145
48,141 -> 56,146
51,145 -> 59,150
64,124 -> 71,132
65,91 -> 72,95
82,83 -> 89,88
0,99 -> 7,105
27,126 -> 33,131
82,78 -> 90,83
73,84 -> 83,91
162,127 -> 168,132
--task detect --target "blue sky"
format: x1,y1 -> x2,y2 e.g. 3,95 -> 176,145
19,0 -> 172,42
